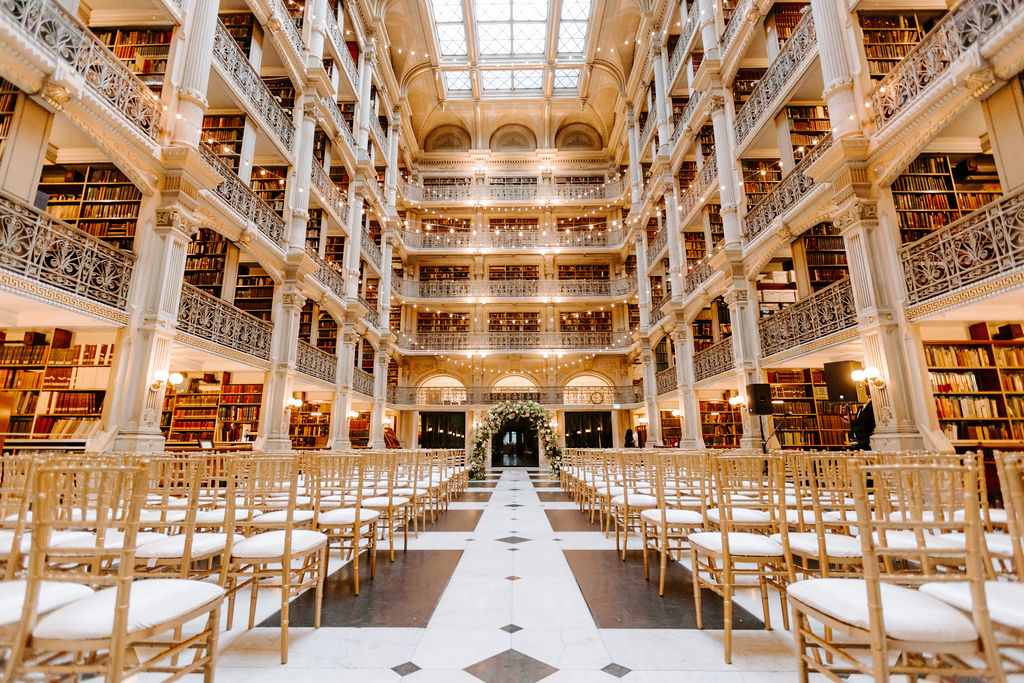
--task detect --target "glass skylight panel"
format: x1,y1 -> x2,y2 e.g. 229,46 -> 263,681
512,0 -> 547,21
513,70 -> 543,89
558,20 -> 588,53
553,68 -> 579,89
482,70 -> 513,89
436,22 -> 468,55
444,71 -> 472,91
475,0 -> 550,57
431,0 -> 463,23
513,22 -> 546,54
478,22 -> 512,54
475,0 -> 511,22
559,0 -> 591,20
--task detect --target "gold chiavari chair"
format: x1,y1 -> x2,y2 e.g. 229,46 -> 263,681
361,450 -> 413,561
688,452 -> 792,664
4,462 -> 224,682
0,455 -> 34,580
639,452 -> 705,595
316,452 -> 378,594
788,456 -> 1006,682
226,454 -> 328,664
610,449 -> 658,560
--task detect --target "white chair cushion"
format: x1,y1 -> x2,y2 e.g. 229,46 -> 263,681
393,488 -> 426,497
788,578 -> 978,643
250,510 -> 315,524
139,509 -> 188,523
146,495 -> 190,508
873,530 -> 964,550
611,494 -> 657,508
51,531 -> 166,550
135,533 -> 242,559
596,486 -> 625,496
362,496 -> 411,508
33,579 -> 224,640
268,495 -> 312,506
920,581 -> 1024,631
774,532 -> 862,559
0,530 -> 97,555
0,580 -> 94,627
640,508 -> 704,526
707,508 -> 771,524
688,531 -> 783,557
935,532 -> 1016,557
231,530 -> 327,559
317,508 -> 381,525
785,509 -> 819,525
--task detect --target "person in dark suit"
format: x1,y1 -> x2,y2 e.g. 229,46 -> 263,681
624,428 -> 635,448
849,401 -> 875,450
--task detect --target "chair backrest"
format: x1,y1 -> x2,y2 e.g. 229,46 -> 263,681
0,455 -> 34,580
709,452 -> 788,551
993,451 -> 1024,581
316,452 -> 363,513
238,455 -> 301,533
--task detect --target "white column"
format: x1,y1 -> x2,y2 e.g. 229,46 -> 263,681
672,328 -> 705,447
343,189 -> 364,300
635,236 -> 652,328
709,95 -> 742,247
260,286 -> 304,452
651,37 -> 672,153
170,0 -> 220,146
370,349 -> 388,447
809,0 -> 861,138
379,235 -> 393,327
627,105 -> 642,205
724,283 -> 762,450
331,330 -> 358,448
289,101 -> 316,249
663,180 -> 685,296
354,41 -> 375,156
385,107 -> 400,207
641,344 -> 662,444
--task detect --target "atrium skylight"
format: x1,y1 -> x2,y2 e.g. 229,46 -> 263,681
558,0 -> 591,53
475,0 -> 548,56
430,0 -> 468,55
553,69 -> 580,89
444,71 -> 473,90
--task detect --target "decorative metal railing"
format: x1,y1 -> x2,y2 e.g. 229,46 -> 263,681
323,11 -> 347,64
398,178 -> 627,203
722,0 -> 754,51
685,259 -> 714,293
399,227 -> 629,250
198,144 -> 287,248
693,337 -> 734,382
679,151 -> 719,218
351,366 -> 373,396
671,91 -> 705,148
656,367 -> 677,395
1,0 -> 162,139
640,114 -> 656,147
306,247 -> 346,299
0,191 -> 136,311
390,277 -> 635,299
359,296 -> 379,328
397,331 -> 631,351
758,278 -> 856,356
648,227 -> 668,259
871,0 -> 1024,130
337,33 -> 360,90
742,132 -> 832,241
311,160 -> 349,225
901,189 -> 1024,306
649,296 -> 669,327
271,0 -> 304,57
370,115 -> 388,151
668,13 -> 700,82
177,283 -> 272,360
733,11 -> 815,146
296,339 -> 336,383
632,384 -> 645,403
213,21 -> 294,153
361,228 -> 382,270
386,384 -> 642,406
322,97 -> 356,150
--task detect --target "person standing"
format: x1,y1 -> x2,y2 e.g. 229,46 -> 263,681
624,428 -> 635,448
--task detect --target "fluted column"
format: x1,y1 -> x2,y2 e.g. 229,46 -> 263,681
636,236 -> 652,328
672,328 -> 705,447
289,101 -> 316,249
343,188 -> 364,299
723,283 -> 763,450
627,105 -> 642,205
709,95 -> 742,247
641,344 -> 662,444
698,0 -> 721,61
652,37 -> 672,153
261,285 -> 305,452
170,0 -> 220,146
355,41 -> 375,156
663,180 -> 685,296
304,0 -> 326,68
370,350 -> 388,447
385,108 -> 400,207
331,329 -> 358,448
379,235 -> 393,327
809,0 -> 860,138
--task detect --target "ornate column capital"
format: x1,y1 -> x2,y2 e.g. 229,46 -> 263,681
708,94 -> 727,115
833,200 -> 878,230
155,208 -> 200,238
722,287 -> 748,308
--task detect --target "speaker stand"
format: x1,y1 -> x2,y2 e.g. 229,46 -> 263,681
760,412 -> 792,454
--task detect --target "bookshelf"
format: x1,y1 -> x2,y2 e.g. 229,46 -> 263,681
317,312 -> 338,354
768,3 -> 807,48
489,265 -> 539,280
306,208 -> 323,251
741,159 -> 782,208
660,411 -> 682,446
184,228 -> 229,296
693,308 -> 713,352
218,381 -> 262,443
766,368 -> 863,449
490,312 -> 541,332
313,130 -> 328,166
678,161 -> 697,190
733,69 -> 765,110
699,399 -> 741,448
923,325 -> 1024,447
202,114 -> 246,171
92,27 -> 171,93
860,12 -> 937,80
424,217 -> 471,233
419,265 -> 469,281
627,303 -> 640,331
389,306 -> 402,333
388,358 -> 399,385
220,12 -> 255,53
262,77 -> 295,117
801,222 -> 848,290
349,411 -> 369,448
786,105 -> 830,161
233,264 -> 274,321
698,126 -> 715,160
0,77 -> 17,163
165,381 -> 220,444
40,164 -> 142,250
557,264 -> 610,280
290,400 -> 331,449
556,216 -> 607,232
251,166 -> 288,215
892,153 -> 1002,243
489,217 -> 539,232
0,329 -> 114,441
325,235 -> 345,264
560,310 -> 612,332
417,311 -> 469,332
299,301 -> 315,342
685,230 -> 707,264
359,340 -> 374,374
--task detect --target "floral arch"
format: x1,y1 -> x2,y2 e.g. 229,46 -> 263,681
469,400 -> 562,479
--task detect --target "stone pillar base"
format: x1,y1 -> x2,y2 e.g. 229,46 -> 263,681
109,430 -> 166,453
262,435 -> 295,453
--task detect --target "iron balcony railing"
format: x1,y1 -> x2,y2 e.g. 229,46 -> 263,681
685,259 -> 714,293
679,151 -> 718,220
398,177 -> 627,203
386,385 -> 643,406
361,229 -> 382,270
396,331 -> 633,351
351,366 -> 373,396
390,277 -> 635,300
399,227 -> 629,250
757,278 -> 856,357
306,247 -> 346,300
693,337 -> 735,382
359,296 -> 380,328
198,143 -> 288,249
0,190 -> 135,311
177,283 -> 272,360
656,366 -> 677,395
322,97 -> 356,150
296,339 -> 337,383
311,160 -> 349,227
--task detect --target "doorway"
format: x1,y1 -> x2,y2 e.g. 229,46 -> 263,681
490,418 -> 539,467
565,411 -> 613,448
419,412 -> 466,449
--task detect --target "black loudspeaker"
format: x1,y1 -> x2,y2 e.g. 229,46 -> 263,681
823,360 -> 862,403
746,383 -> 773,415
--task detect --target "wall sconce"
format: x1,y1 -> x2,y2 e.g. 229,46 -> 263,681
728,394 -> 746,407
348,409 -> 360,419
670,409 -> 681,417
636,415 -> 649,425
151,369 -> 184,390
851,366 -> 884,387
285,397 -> 303,410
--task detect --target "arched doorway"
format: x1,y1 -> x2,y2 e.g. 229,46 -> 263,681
490,417 -> 540,467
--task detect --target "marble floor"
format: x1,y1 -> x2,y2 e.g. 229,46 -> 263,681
189,468 -> 809,682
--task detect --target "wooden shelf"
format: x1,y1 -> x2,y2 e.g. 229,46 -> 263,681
39,164 -> 141,250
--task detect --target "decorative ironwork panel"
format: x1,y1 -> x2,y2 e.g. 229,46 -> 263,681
671,91 -> 705,148
1,0 -> 162,139
757,277 -> 856,356
722,0 -> 754,50
871,0 -> 1024,129
397,331 -> 626,351
733,11 -> 815,146
640,113 -> 656,147
693,337 -> 734,382
668,14 -> 699,82
370,115 -> 388,151
632,384 -> 645,403
311,160 -> 348,224
685,259 -> 714,293
337,31 -> 359,89
213,21 -> 294,152
359,295 -> 379,328
351,366 -> 374,396
742,132 -> 832,241
361,228 -> 382,270
272,0 -> 304,57
322,97 -> 355,149
198,144 -> 287,248
648,227 -> 668,259
680,151 -> 718,219
398,178 -> 627,204
901,189 -> 1024,305
296,339 -> 336,383
307,248 -> 346,299
649,297 -> 668,327
177,283 -> 272,360
656,367 -> 677,395
0,191 -> 135,310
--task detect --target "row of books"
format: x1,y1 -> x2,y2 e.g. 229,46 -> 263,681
930,371 -> 982,393
219,405 -> 260,421
925,346 -> 991,367
12,392 -> 37,414
941,423 -> 1013,441
38,391 -> 104,415
995,348 -> 1024,366
0,369 -> 41,390
934,396 -> 1001,419
1007,396 -> 1024,418
891,175 -> 952,192
1002,373 -> 1024,392
40,366 -> 111,390
34,417 -> 99,438
78,204 -> 139,219
0,345 -> 49,366
48,344 -> 115,366
893,193 -> 954,211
